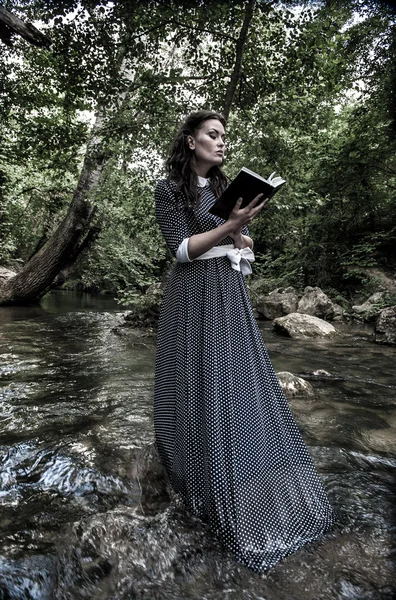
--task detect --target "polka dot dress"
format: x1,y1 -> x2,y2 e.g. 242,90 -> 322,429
154,178 -> 335,572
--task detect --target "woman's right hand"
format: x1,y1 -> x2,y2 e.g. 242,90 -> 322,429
188,194 -> 269,260
227,193 -> 269,231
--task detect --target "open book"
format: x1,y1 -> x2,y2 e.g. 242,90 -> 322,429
209,167 -> 286,220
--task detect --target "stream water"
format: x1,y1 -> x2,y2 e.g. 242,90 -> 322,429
0,291 -> 395,600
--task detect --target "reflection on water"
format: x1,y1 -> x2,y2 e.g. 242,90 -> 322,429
0,292 -> 395,599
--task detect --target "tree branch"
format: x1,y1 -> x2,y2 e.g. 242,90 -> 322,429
0,6 -> 51,48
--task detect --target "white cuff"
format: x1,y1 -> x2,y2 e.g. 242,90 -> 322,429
176,238 -> 191,263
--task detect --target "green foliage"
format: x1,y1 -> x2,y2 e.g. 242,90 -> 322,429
118,285 -> 164,329
376,290 -> 396,309
1,0 -> 396,309
70,168 -> 169,294
250,250 -> 305,294
0,164 -> 76,263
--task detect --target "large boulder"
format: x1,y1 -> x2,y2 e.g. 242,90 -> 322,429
276,371 -> 315,399
375,306 -> 396,345
255,286 -> 298,320
297,286 -> 338,320
273,312 -> 338,339
352,292 -> 385,321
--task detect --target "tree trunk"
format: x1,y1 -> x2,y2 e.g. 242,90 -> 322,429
222,0 -> 256,120
0,6 -> 51,48
0,111 -> 106,305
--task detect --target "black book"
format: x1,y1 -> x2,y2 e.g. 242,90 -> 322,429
209,167 -> 286,220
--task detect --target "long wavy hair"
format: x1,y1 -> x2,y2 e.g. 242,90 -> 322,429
166,110 -> 228,210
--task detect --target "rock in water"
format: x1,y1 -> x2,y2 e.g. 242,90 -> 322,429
375,306 -> 396,345
255,286 -> 298,320
273,313 -> 338,339
277,371 -> 315,398
297,286 -> 337,320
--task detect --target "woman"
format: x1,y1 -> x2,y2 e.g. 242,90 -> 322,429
154,110 -> 335,572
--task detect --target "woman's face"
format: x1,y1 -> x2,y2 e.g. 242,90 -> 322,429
188,119 -> 226,175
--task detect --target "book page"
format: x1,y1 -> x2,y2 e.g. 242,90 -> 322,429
241,166 -> 268,183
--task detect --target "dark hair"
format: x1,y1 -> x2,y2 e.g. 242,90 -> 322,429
166,110 -> 228,209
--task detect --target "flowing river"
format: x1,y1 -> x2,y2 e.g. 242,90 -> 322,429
0,291 -> 395,599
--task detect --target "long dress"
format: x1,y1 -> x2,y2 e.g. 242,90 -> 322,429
154,178 -> 335,572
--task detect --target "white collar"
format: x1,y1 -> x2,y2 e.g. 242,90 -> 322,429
197,176 -> 209,188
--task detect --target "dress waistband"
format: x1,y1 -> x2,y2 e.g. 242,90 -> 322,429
195,244 -> 255,276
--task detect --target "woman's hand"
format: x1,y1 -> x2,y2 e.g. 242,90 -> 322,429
227,194 -> 269,249
227,193 -> 269,235
187,194 -> 268,260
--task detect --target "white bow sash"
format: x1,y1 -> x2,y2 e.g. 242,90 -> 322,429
225,247 -> 255,275
195,244 -> 255,276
